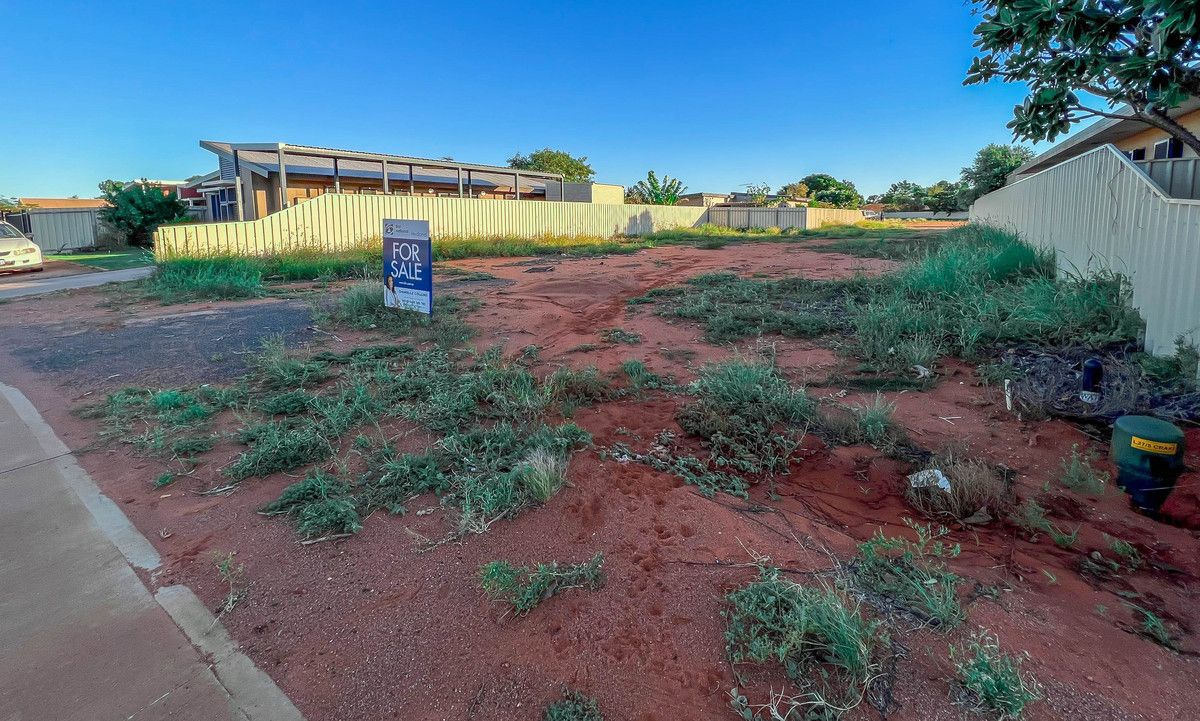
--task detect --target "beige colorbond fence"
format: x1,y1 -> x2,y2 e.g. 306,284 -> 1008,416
970,144 -> 1200,355
708,206 -> 865,230
155,193 -> 709,257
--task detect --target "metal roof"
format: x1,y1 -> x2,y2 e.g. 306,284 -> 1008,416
199,141 -> 563,188
1013,98 -> 1200,176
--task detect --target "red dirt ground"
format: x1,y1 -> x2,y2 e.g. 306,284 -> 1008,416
1,242 -> 1198,721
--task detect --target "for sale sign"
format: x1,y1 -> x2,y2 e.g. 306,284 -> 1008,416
383,219 -> 432,315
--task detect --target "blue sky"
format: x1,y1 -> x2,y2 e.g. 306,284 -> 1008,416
2,0 -> 1056,199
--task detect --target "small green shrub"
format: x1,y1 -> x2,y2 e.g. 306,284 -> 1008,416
951,630 -> 1042,719
725,567 -> 881,718
855,520 -> 964,628
543,690 -> 604,721
226,420 -> 334,480
1126,604 -> 1178,649
260,470 -> 361,538
259,389 -> 315,415
678,359 -> 815,476
480,553 -> 604,615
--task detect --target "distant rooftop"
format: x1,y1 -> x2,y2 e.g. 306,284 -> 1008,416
20,197 -> 108,210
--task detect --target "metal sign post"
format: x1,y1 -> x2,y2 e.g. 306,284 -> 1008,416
383,219 -> 432,316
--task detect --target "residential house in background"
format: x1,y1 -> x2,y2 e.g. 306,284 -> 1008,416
1010,98 -> 1200,200
188,141 -> 580,223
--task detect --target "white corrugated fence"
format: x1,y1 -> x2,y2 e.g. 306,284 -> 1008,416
28,209 -> 102,251
970,144 -> 1200,355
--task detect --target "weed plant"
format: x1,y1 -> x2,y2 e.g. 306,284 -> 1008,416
480,553 -> 604,614
725,567 -> 881,719
950,630 -> 1042,719
854,520 -> 965,628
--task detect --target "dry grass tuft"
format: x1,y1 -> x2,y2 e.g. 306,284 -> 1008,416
906,453 -> 1011,523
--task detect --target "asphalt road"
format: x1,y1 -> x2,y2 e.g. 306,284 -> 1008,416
0,266 -> 154,300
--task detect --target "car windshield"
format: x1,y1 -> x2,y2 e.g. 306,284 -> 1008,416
0,223 -> 25,239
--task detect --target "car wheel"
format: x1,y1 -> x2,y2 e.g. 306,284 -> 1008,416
31,266 -> 44,272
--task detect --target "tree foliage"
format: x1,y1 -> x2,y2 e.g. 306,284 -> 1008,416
97,179 -> 125,197
792,173 -> 864,208
99,180 -> 188,247
627,171 -> 687,205
965,0 -> 1200,155
960,143 -> 1035,204
507,148 -> 595,183
777,181 -> 810,199
877,180 -> 928,211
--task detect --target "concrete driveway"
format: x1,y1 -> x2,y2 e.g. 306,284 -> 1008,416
0,266 -> 154,300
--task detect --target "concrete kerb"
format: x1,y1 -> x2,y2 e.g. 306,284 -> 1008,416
0,382 -> 304,721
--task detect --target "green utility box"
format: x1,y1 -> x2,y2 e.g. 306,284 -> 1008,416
1111,415 -> 1186,513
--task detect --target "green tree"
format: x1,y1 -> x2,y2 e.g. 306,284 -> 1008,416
960,144 -> 1035,203
878,180 -> 928,211
745,182 -> 780,206
97,179 -> 125,197
507,148 -> 595,183
99,180 -> 188,247
797,174 -> 863,208
965,0 -> 1200,155
924,180 -> 968,214
1,195 -> 30,214
627,171 -> 687,205
777,181 -> 810,199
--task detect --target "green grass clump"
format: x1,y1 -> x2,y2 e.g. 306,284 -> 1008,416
171,434 -> 216,456
1058,444 -> 1109,496
480,553 -> 604,615
620,359 -> 664,390
1105,534 -> 1143,571
599,328 -> 642,344
260,470 -> 361,539
323,281 -> 476,347
357,451 -> 447,515
252,337 -> 331,389
678,359 -> 816,476
542,690 -> 604,721
1126,604 -> 1178,649
259,389 -> 315,415
855,520 -> 964,629
142,258 -> 266,303
725,567 -> 881,718
547,366 -> 613,412
818,394 -> 908,453
226,419 -> 334,480
662,274 -> 871,344
951,630 -> 1042,719
850,226 -> 1142,370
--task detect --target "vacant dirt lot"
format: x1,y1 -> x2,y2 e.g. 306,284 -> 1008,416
1,241 -> 1197,721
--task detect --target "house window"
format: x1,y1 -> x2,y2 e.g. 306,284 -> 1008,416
1153,138 -> 1183,160
1126,147 -> 1146,161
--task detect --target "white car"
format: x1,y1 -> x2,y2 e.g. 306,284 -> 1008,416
0,221 -> 43,273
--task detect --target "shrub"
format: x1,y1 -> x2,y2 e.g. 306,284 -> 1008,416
677,359 -> 815,475
543,690 -> 604,721
855,520 -> 964,628
260,469 -> 361,538
100,182 -> 188,246
480,553 -> 604,615
725,568 -> 881,717
951,630 -> 1042,719
226,419 -> 334,480
518,447 -> 569,503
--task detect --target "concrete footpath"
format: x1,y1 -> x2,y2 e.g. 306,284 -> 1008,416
0,266 -> 154,300
0,383 -> 303,721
